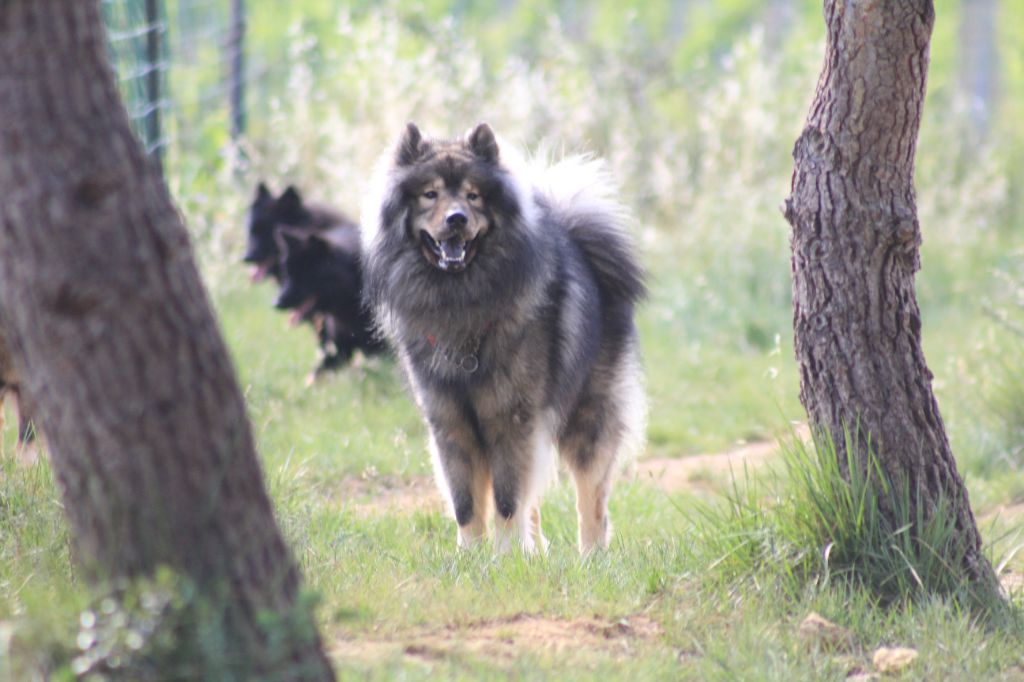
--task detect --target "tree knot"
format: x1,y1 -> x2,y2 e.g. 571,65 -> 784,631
73,173 -> 122,210
781,198 -> 796,224
893,218 -> 918,246
793,127 -> 839,169
48,282 -> 100,318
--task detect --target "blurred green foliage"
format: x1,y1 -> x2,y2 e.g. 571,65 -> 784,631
107,1 -> 1024,214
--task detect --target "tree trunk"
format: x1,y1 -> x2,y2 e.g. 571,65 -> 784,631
783,0 -> 995,587
0,2 -> 335,677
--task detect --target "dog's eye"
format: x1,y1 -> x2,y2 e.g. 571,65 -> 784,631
466,192 -> 480,201
423,190 -> 438,200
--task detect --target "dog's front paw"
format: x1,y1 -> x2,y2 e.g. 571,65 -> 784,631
494,514 -> 540,556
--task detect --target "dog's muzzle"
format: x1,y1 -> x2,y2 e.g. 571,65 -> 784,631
420,231 -> 477,273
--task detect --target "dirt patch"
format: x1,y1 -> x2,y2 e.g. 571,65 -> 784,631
331,612 -> 662,664
334,474 -> 442,517
637,425 -> 809,494
979,501 -> 1024,526
333,425 -> 812,515
1001,572 -> 1024,596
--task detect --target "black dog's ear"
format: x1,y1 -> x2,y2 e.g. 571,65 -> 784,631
396,122 -> 425,166
467,123 -> 498,163
256,182 -> 272,201
279,185 -> 303,210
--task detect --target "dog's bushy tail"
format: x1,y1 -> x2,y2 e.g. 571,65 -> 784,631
533,157 -> 646,304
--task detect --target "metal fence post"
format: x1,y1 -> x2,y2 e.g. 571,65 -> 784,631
229,0 -> 247,143
144,0 -> 164,171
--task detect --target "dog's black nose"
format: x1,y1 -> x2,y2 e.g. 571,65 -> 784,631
445,211 -> 468,229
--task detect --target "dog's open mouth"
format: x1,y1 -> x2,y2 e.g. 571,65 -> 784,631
420,232 -> 477,273
289,297 -> 317,326
249,258 -> 274,283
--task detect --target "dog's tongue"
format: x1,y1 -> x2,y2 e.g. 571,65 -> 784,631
289,297 -> 317,326
250,263 -> 270,283
438,238 -> 466,269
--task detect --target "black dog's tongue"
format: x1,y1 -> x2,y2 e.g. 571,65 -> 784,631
438,238 -> 467,270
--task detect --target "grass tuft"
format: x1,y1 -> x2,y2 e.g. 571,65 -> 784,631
691,428 -> 1012,613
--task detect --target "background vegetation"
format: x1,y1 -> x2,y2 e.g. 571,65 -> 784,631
3,0 -> 1023,678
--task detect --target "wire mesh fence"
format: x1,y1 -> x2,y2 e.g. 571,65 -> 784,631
102,0 -> 256,173
99,0 -> 1012,182
102,0 -> 170,164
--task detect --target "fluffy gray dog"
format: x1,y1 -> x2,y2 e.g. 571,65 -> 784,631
362,123 -> 645,554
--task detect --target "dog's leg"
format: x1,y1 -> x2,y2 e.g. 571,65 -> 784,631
428,432 -> 489,549
568,456 -> 615,554
492,414 -> 556,555
529,505 -> 548,554
419,385 -> 494,549
460,458 -> 491,548
490,442 -> 528,553
563,412 -> 624,554
492,493 -> 532,554
559,402 -> 622,554
561,348 -> 646,555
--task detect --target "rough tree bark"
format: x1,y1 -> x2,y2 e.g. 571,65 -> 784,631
0,2 -> 335,677
783,0 -> 996,587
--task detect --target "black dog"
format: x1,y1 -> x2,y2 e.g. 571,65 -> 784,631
275,229 -> 385,376
243,183 -> 349,283
242,183 -> 382,378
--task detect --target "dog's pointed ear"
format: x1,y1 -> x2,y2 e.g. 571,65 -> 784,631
279,185 -> 303,210
467,123 -> 498,163
256,182 -> 272,201
396,122 -> 425,166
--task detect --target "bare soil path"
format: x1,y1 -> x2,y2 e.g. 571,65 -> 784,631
338,426 -> 811,517
331,612 -> 664,665
635,425 -> 809,494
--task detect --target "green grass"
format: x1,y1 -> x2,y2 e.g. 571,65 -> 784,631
219,277 -> 427,483
6,175 -> 1024,682
20,260 -> 1024,680
692,430 -> 1017,610
4,256 -> 1024,678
